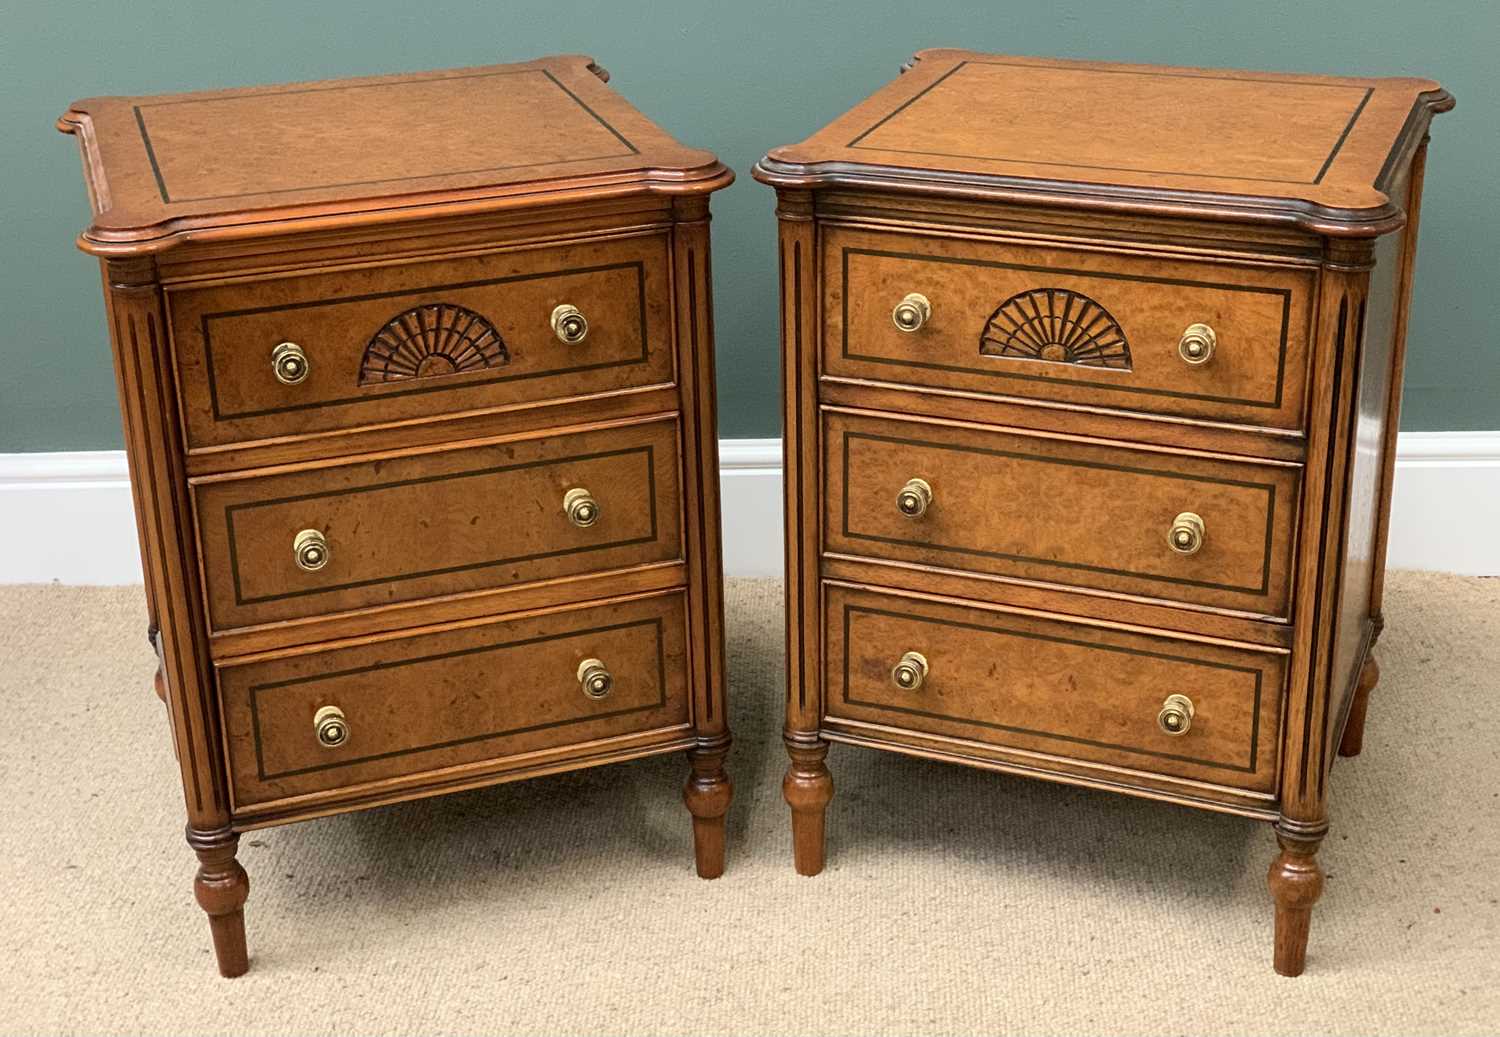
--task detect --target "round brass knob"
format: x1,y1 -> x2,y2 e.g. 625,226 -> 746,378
563,487 -> 599,528
578,658 -> 613,699
1157,694 -> 1195,736
896,477 -> 933,518
293,528 -> 329,572
1167,512 -> 1205,556
314,705 -> 348,748
272,342 -> 310,384
891,651 -> 929,691
892,293 -> 932,333
551,304 -> 589,344
1178,323 -> 1216,366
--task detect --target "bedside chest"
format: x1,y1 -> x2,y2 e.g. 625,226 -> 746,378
58,55 -> 734,976
754,51 -> 1451,975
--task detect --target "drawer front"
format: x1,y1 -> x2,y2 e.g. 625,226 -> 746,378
823,225 -> 1313,429
170,232 -> 674,449
825,411 -> 1300,617
194,417 -> 681,631
219,592 -> 690,809
825,585 -> 1285,792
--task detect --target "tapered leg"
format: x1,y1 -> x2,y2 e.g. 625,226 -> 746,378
189,826 -> 250,977
783,736 -> 833,876
1339,656 -> 1380,758
683,738 -> 732,879
1267,830 -> 1325,977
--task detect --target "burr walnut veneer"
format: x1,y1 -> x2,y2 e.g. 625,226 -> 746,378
755,51 -> 1451,975
59,55 -> 733,976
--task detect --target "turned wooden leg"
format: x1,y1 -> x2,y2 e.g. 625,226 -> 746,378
783,735 -> 833,876
1267,829 -> 1325,977
683,737 -> 732,879
188,826 -> 250,977
1339,656 -> 1380,758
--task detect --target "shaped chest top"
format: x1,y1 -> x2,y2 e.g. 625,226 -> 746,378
755,50 -> 1450,236
59,55 -> 731,256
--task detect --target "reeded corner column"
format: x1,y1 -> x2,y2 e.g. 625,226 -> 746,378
671,195 -> 733,878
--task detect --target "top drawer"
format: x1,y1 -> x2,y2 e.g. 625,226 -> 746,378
822,226 -> 1314,431
169,233 -> 675,450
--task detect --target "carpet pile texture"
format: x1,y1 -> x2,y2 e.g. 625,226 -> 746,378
1,573 -> 1496,1034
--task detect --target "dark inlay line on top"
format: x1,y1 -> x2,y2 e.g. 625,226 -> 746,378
846,60 -> 1372,187
135,68 -> 639,204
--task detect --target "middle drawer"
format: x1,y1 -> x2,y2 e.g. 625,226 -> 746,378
824,409 -> 1301,618
193,416 -> 681,632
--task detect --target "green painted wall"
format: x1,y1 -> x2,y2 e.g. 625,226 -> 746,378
3,1 -> 1493,450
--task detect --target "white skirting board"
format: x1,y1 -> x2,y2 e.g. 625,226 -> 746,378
1,433 -> 1496,584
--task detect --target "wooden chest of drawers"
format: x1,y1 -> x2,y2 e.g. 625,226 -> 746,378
59,55 -> 733,976
755,51 -> 1452,975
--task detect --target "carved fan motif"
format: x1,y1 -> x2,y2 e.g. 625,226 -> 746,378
359,303 -> 509,384
979,288 -> 1131,369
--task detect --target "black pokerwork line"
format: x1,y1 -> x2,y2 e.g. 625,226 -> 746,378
136,68 -> 638,204
248,617 -> 668,780
779,238 -> 793,711
839,247 -> 1293,409
539,69 -> 640,155
838,603 -> 1264,773
1315,89 -> 1375,183
846,60 -> 1372,187
686,246 -> 715,725
200,260 -> 649,422
791,238 -> 808,713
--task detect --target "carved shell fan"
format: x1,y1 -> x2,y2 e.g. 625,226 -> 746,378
980,288 -> 1132,370
359,303 -> 509,385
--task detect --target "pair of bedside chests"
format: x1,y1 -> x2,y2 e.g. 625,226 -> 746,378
58,51 -> 1451,977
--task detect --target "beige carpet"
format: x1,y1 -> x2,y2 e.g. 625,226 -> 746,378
1,574 -> 1497,1035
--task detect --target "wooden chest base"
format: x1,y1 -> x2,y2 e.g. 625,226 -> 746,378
61,55 -> 735,976
758,51 -> 1451,977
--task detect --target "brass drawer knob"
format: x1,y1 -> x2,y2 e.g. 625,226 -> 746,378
563,487 -> 599,527
1158,694 -> 1195,736
293,528 -> 330,572
577,658 -> 613,699
1178,323 -> 1216,365
272,341 -> 310,384
891,650 -> 929,691
892,292 -> 931,333
896,477 -> 933,518
551,304 -> 589,344
1167,512 -> 1205,555
314,705 -> 348,748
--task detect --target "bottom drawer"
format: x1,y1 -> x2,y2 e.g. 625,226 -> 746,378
219,591 -> 690,811
825,585 -> 1284,793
